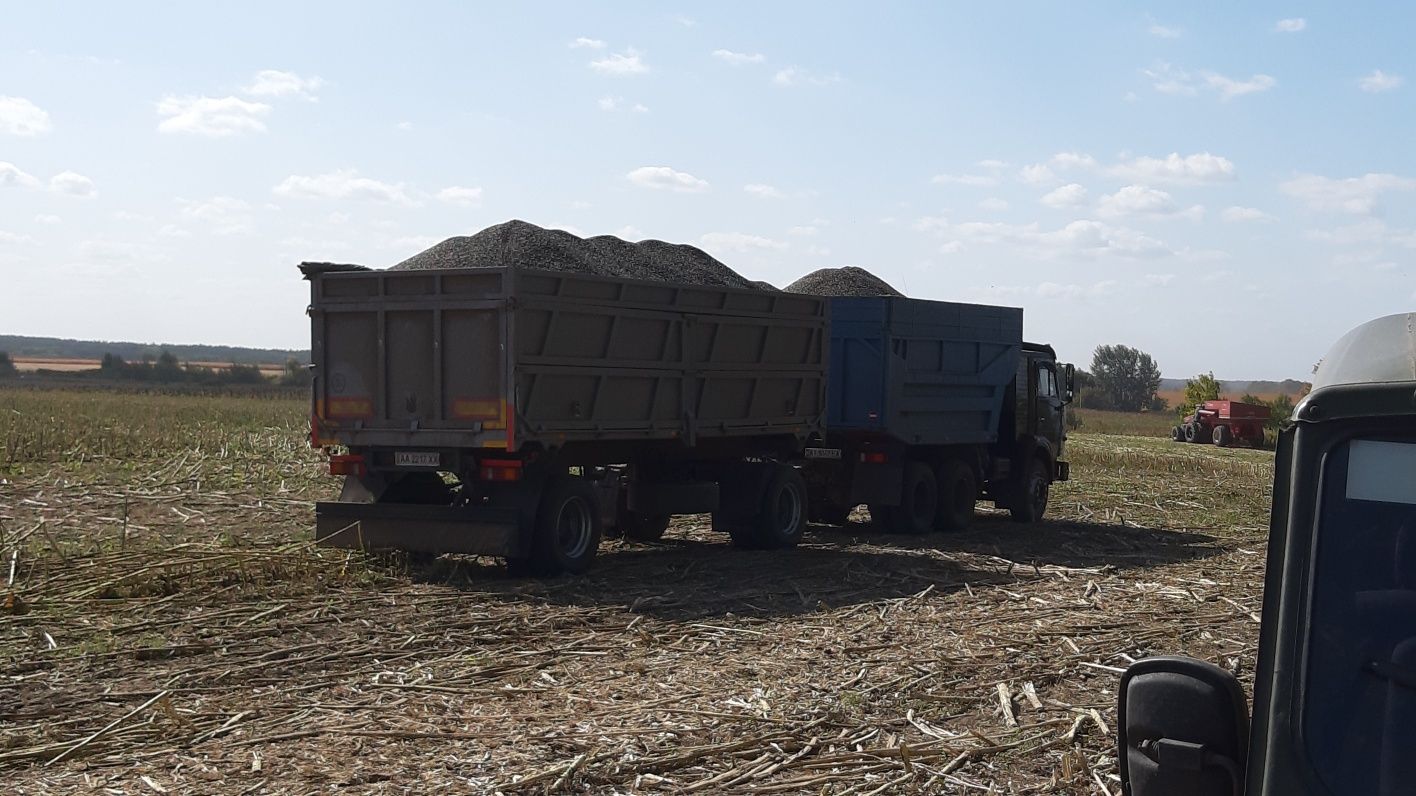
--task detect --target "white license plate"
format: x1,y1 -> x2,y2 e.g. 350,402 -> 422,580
395,451 -> 440,467
805,447 -> 843,460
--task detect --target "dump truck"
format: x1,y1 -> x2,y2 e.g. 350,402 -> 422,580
1117,313 -> 1416,796
301,263 -> 1073,573
1172,399 -> 1270,448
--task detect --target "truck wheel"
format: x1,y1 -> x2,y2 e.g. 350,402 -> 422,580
727,464 -> 807,549
1183,423 -> 1199,443
888,462 -> 938,534
510,476 -> 602,575
1213,425 -> 1232,447
620,512 -> 671,542
1008,457 -> 1050,524
935,460 -> 976,531
1171,425 -> 1185,442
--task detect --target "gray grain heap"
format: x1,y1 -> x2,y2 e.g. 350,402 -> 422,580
389,219 -> 756,289
783,266 -> 904,297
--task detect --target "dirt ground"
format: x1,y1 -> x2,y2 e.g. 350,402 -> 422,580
0,405 -> 1272,794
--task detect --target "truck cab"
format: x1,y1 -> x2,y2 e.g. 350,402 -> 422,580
1116,313 -> 1416,796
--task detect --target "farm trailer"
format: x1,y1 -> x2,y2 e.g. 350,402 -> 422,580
301,264 -> 1074,573
1172,399 -> 1269,447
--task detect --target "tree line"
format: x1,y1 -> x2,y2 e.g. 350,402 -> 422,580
1075,344 -> 1299,431
0,349 -> 310,387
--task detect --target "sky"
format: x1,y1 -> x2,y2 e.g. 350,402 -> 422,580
2,2 -> 1413,380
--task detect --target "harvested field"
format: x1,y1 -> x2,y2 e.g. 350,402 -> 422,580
0,388 -> 1273,794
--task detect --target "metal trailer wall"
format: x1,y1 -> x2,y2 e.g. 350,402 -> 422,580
305,265 -> 830,453
826,297 -> 1022,446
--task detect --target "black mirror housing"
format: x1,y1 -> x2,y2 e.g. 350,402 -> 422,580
1118,656 -> 1249,796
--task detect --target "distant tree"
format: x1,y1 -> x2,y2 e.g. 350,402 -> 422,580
100,352 -> 127,374
0,351 -> 16,377
278,358 -> 311,387
225,363 -> 267,384
1088,345 -> 1162,412
1267,393 -> 1296,430
1179,372 -> 1223,418
1148,394 -> 1170,413
154,351 -> 182,381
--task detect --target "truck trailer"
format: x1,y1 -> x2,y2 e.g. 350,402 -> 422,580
301,262 -> 1073,574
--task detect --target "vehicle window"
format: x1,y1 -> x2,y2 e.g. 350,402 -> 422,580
1036,365 -> 1056,398
1304,438 -> 1416,795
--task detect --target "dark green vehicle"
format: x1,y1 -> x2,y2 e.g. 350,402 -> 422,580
1117,313 -> 1416,796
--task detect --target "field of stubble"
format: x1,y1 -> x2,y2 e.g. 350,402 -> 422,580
0,388 -> 1272,794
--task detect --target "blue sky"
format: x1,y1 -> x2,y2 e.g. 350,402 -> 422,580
2,2 -> 1413,379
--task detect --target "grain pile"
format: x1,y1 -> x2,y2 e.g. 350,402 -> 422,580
390,220 -> 756,289
784,266 -> 904,297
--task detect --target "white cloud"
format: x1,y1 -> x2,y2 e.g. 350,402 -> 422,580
1280,172 -> 1416,214
0,161 -> 42,189
33,214 -> 61,224
1041,183 -> 1088,208
698,232 -> 786,252
1359,70 -> 1404,93
674,15 -> 697,27
396,121 -> 414,131
978,159 -> 1010,169
1036,280 -> 1119,300
615,225 -> 645,240
626,165 -> 709,193
49,170 -> 97,197
570,37 -> 606,49
713,49 -> 766,65
1144,63 -> 1275,100
157,95 -> 270,136
590,49 -> 649,75
1203,71 -> 1277,100
744,183 -> 784,198
158,224 -> 190,238
1274,18 -> 1306,32
1143,273 -> 1176,286
598,96 -> 648,113
805,244 -> 832,256
436,186 -> 483,205
1099,185 -> 1175,216
933,173 -> 997,187
242,70 -> 324,100
917,216 -> 1170,259
1019,164 -> 1057,184
180,196 -> 252,234
1051,152 -> 1098,170
1149,23 -> 1182,38
1222,206 -> 1275,222
788,225 -> 818,236
978,197 -> 1010,211
0,96 -> 52,136
1109,152 -> 1236,184
1144,62 -> 1197,96
273,169 -> 416,205
773,66 -> 840,87
0,230 -> 33,244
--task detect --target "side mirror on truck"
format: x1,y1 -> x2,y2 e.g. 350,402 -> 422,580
1117,656 -> 1249,796
1063,363 -> 1075,404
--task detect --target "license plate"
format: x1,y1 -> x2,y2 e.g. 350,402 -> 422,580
395,451 -> 440,467
805,447 -> 843,460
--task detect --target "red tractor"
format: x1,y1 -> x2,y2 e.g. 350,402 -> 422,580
1172,399 -> 1270,448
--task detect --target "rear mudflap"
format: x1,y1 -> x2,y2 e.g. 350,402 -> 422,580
314,501 -> 525,556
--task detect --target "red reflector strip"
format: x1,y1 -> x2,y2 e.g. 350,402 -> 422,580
480,466 -> 521,482
329,454 -> 365,477
327,397 -> 373,418
861,452 -> 888,464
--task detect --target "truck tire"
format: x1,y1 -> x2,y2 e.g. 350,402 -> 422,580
620,511 -> 671,542
935,460 -> 977,531
1008,456 -> 1050,524
727,464 -> 807,549
1183,423 -> 1199,443
1171,425 -> 1185,442
888,462 -> 938,534
1213,425 -> 1232,447
509,476 -> 602,576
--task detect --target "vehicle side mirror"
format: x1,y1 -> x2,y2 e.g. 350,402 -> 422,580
1118,656 -> 1249,796
1063,363 -> 1075,404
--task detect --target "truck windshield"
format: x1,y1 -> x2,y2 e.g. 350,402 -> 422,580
1304,437 -> 1416,795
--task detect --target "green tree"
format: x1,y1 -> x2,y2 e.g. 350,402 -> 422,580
1267,393 -> 1296,430
1179,372 -> 1222,418
1088,344 -> 1162,412
0,351 -> 16,377
278,358 -> 311,387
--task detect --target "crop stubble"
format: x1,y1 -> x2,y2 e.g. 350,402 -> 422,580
0,388 -> 1271,794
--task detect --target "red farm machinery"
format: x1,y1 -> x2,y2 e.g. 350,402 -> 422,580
1172,399 -> 1270,448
